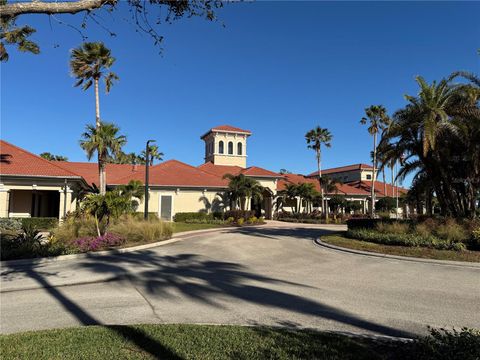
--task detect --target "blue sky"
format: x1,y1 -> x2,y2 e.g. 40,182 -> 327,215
1,1 -> 479,184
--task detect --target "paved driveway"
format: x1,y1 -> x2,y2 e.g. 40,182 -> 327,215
1,222 -> 479,336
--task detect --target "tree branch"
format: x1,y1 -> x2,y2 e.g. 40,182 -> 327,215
0,0 -> 117,17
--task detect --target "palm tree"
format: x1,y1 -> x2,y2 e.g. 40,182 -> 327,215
80,122 -> 126,195
70,42 -> 119,129
116,179 -> 144,212
361,105 -> 389,217
140,144 -> 164,166
39,152 -> 68,161
305,126 -> 332,219
223,173 -> 264,211
279,183 -> 301,214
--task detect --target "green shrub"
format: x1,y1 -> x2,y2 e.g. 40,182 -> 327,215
132,212 -> 160,221
52,217 -> 99,244
226,217 -> 235,223
109,215 -> 172,243
173,212 -> 210,222
224,210 -> 255,221
237,218 -> 244,226
435,218 -> 469,243
347,229 -> 444,249
415,222 -> 433,237
375,221 -> 410,234
19,217 -> 58,231
412,327 -> 480,360
347,218 -> 412,229
0,218 -> 22,232
452,242 -> 466,251
471,228 -> 480,249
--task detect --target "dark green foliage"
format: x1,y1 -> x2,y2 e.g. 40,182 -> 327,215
0,217 -> 59,232
409,327 -> 480,360
223,210 -> 255,221
347,218 -> 411,230
376,197 -> 397,211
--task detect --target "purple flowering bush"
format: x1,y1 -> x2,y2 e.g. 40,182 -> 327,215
72,232 -> 125,252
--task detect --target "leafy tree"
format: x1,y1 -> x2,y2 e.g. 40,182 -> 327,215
223,173 -> 264,211
360,105 -> 390,217
279,169 -> 292,174
0,0 -> 222,61
329,194 -> 346,214
39,152 -> 68,161
345,200 -> 362,214
115,179 -> 144,212
80,121 -> 126,195
375,196 -> 396,212
70,42 -> 118,129
380,71 -> 480,217
140,144 -> 164,166
305,126 -> 332,218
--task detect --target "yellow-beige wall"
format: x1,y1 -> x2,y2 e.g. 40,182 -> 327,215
203,132 -> 248,168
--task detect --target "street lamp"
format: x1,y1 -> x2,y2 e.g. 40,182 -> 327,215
144,139 -> 156,220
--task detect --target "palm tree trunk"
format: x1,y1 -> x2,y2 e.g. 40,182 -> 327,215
317,151 -> 326,220
99,160 -> 106,195
390,164 -> 394,197
383,169 -> 386,197
371,132 -> 377,217
94,78 -> 100,128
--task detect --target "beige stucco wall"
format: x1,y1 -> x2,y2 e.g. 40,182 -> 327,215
137,187 -> 225,220
203,132 -> 248,168
0,180 -> 78,219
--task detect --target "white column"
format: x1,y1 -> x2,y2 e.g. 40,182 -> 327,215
0,186 -> 10,218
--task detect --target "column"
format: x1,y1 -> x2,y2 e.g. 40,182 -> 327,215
0,186 -> 10,218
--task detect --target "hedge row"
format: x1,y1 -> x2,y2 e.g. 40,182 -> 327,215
0,217 -> 58,231
346,218 -> 411,230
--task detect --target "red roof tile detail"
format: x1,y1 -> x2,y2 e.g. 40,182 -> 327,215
56,162 -> 145,187
198,162 -> 281,178
346,180 -> 408,197
307,163 -> 374,177
0,140 -> 81,178
112,160 -> 228,188
277,173 -> 371,196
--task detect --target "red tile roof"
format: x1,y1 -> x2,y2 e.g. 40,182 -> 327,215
346,180 -> 408,197
200,125 -> 251,139
56,161 -> 145,187
198,162 -> 281,178
307,163 -> 374,177
277,173 -> 370,196
112,160 -> 228,188
0,140 -> 81,178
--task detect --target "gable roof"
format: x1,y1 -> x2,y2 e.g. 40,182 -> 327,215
200,125 -> 251,139
112,160 -> 228,188
56,161 -> 145,187
0,140 -> 81,179
277,173 -> 370,196
346,180 -> 408,197
307,163 -> 374,177
198,162 -> 281,179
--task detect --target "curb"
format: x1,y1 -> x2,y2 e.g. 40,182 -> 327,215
315,237 -> 480,269
0,227 -> 232,267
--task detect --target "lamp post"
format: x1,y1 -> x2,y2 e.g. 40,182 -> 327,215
144,139 -> 156,220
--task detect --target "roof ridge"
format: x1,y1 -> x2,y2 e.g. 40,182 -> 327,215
1,139 -> 81,178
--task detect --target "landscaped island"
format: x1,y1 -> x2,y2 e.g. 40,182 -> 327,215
322,217 -> 480,262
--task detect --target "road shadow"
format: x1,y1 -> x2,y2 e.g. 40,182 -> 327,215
2,226 -> 414,349
227,225 -> 343,240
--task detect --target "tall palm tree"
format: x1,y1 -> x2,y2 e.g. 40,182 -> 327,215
361,105 -> 389,217
140,144 -> 164,166
305,126 -> 332,219
39,152 -> 68,161
80,122 -> 126,195
70,42 -> 119,129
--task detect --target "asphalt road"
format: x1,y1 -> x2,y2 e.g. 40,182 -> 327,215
1,222 -> 479,336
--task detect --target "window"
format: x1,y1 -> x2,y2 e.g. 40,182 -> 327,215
219,141 -> 224,154
228,141 -> 233,155
237,142 -> 243,155
366,174 -> 372,180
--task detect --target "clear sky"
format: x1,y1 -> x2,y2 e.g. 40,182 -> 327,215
1,1 -> 479,184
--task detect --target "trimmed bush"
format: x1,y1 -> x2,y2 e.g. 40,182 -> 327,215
0,217 -> 58,231
347,218 -> 411,230
173,212 -> 210,222
0,218 -> 22,232
224,210 -> 255,221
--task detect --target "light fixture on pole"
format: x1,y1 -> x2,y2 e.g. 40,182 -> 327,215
144,139 -> 156,220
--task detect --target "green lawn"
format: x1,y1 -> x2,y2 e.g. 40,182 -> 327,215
0,324 -> 415,360
172,222 -> 228,234
322,234 -> 480,263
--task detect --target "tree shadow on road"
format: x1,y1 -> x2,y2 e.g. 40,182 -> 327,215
228,225 -> 343,240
